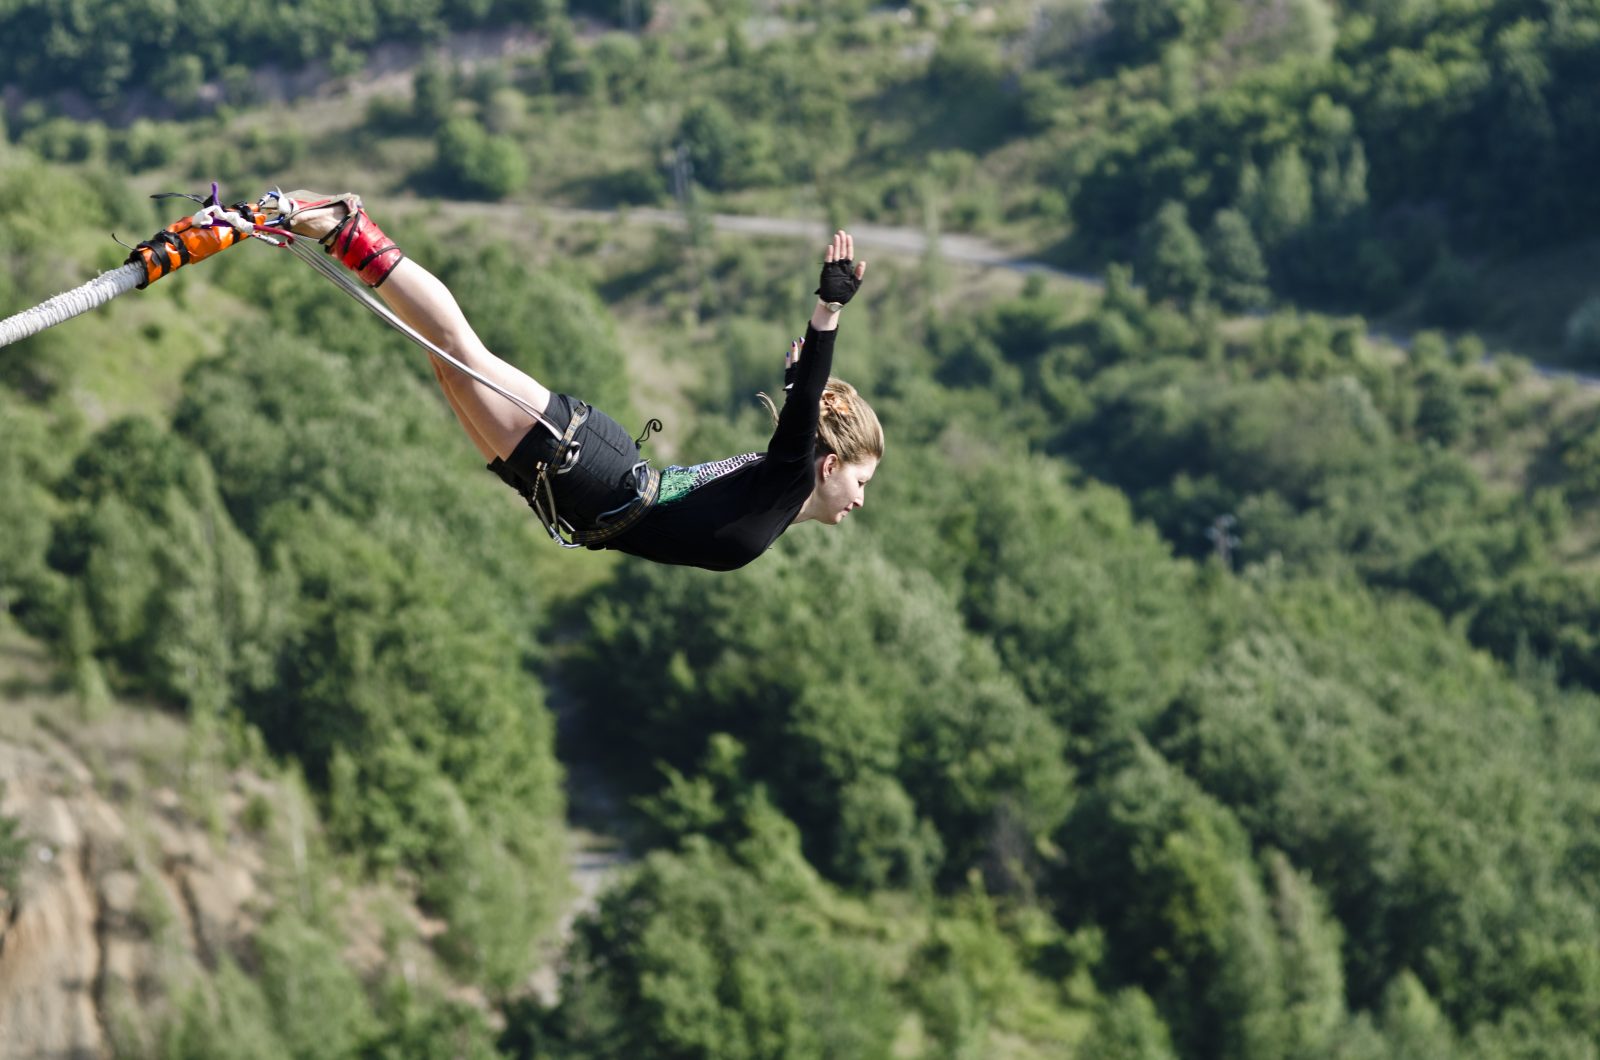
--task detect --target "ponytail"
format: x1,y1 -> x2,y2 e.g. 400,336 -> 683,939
757,378 -> 883,464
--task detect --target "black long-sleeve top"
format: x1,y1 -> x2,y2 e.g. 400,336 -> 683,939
601,323 -> 836,571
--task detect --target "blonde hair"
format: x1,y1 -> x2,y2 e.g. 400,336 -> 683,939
758,377 -> 884,464
816,378 -> 883,464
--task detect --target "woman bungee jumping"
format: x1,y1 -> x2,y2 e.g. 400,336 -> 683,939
279,191 -> 881,571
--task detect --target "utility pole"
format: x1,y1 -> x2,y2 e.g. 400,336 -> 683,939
1206,513 -> 1240,569
671,143 -> 711,321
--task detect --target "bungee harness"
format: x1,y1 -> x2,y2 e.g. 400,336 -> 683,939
490,403 -> 663,549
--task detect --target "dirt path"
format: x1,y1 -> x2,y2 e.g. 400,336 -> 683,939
421,199 -> 1101,286
524,668 -> 638,1004
426,197 -> 1600,385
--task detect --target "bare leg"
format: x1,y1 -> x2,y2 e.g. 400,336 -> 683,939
287,195 -> 551,461
429,358 -> 498,461
378,257 -> 553,459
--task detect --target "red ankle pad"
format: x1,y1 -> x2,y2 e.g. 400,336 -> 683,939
321,206 -> 404,287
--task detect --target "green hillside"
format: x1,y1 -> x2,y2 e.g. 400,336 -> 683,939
6,1 -> 1600,1057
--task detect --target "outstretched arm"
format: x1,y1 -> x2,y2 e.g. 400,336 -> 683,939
770,230 -> 867,462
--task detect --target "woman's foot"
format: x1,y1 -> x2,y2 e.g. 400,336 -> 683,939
280,190 -> 355,238
281,190 -> 405,287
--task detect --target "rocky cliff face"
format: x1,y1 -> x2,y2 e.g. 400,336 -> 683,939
0,627 -> 311,1060
0,623 -> 622,1059
0,713 -> 273,1058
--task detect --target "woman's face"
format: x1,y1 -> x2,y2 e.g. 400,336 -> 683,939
811,454 -> 878,524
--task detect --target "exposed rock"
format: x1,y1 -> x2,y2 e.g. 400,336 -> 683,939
0,744 -> 111,1059
0,622 -> 623,1057
0,665 -> 274,1059
0,626 -> 487,1058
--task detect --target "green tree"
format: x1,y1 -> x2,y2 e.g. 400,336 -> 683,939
0,395 -> 58,618
1138,201 -> 1210,308
360,980 -> 500,1060
253,912 -> 378,1058
1470,569 -> 1600,689
544,17 -> 595,95
546,842 -> 900,1059
1056,742 -> 1306,1060
46,417 -> 272,714
1413,365 -> 1468,445
1155,584 -> 1600,1032
435,117 -> 528,199
159,971 -> 287,1060
1253,146 -> 1314,251
168,324 -> 569,971
1080,990 -> 1179,1060
927,22 -> 1007,111
1262,851 -> 1346,1055
1206,209 -> 1270,311
570,532 -> 1073,891
0,790 -> 24,911
1106,0 -> 1211,63
676,99 -> 767,192
1316,138 -> 1370,225
412,56 -> 456,128
1374,973 -> 1457,1060
832,773 -> 943,891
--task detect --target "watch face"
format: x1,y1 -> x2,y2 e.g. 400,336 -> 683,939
825,301 -> 844,312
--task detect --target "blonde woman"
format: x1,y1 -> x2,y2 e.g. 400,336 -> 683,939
283,193 -> 881,571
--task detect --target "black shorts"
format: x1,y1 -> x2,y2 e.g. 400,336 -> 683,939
501,393 -> 648,531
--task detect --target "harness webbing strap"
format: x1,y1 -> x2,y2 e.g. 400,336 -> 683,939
569,464 -> 661,546
493,405 -> 661,549
527,403 -> 591,548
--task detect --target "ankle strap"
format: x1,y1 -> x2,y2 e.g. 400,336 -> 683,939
321,205 -> 405,287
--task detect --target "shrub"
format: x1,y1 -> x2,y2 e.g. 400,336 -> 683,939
0,795 -> 24,910
1563,295 -> 1600,361
434,118 -> 528,200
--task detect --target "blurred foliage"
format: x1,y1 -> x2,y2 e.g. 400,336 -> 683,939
0,0 -> 573,108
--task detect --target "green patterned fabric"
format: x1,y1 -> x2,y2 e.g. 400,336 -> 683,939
657,454 -> 762,505
659,467 -> 696,504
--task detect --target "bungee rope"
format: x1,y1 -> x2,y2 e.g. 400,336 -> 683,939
0,262 -> 146,348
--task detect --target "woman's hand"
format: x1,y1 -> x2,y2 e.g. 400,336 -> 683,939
812,229 -> 866,330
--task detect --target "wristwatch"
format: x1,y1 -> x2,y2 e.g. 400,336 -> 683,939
822,300 -> 845,313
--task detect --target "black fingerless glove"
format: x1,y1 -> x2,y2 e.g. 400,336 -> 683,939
815,260 -> 862,306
